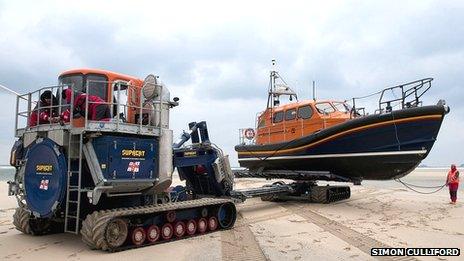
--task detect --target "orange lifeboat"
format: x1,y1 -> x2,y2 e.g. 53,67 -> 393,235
235,64 -> 449,182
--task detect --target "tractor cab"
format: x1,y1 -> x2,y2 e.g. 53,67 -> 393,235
58,69 -> 144,125
14,68 -> 178,137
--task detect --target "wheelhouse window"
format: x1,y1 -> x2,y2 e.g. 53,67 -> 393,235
285,109 -> 296,121
273,111 -> 284,123
59,74 -> 83,92
59,73 -> 108,101
86,74 -> 108,100
315,102 -> 335,114
333,102 -> 351,113
298,105 -> 313,119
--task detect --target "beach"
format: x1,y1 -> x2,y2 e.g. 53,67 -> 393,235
0,168 -> 462,260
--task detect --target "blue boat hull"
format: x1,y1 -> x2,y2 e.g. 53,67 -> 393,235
235,105 -> 448,181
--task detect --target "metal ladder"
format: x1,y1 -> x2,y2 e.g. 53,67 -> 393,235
64,132 -> 84,234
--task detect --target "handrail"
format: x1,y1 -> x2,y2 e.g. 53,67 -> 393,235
14,79 -> 166,136
351,78 -> 433,116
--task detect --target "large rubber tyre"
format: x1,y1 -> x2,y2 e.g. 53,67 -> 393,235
260,194 -> 286,202
81,211 -> 116,251
13,207 -> 61,235
310,187 -> 328,203
13,207 -> 31,234
260,195 -> 275,202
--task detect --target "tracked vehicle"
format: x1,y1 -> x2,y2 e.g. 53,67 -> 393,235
8,69 -> 239,251
7,69 -> 350,252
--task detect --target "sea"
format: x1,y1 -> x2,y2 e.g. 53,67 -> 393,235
0,166 -> 460,192
0,166 -> 15,181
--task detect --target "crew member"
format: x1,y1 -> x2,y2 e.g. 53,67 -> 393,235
57,108 -> 71,125
446,164 -> 460,204
28,90 -> 59,127
62,88 -> 111,121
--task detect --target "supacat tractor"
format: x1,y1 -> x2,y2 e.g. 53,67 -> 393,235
8,69 -> 240,251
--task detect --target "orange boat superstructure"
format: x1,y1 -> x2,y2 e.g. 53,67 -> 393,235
255,100 -> 352,145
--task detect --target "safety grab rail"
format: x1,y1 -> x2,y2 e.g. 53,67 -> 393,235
82,79 -> 164,133
350,78 -> 433,118
15,84 -> 70,133
14,79 -> 167,136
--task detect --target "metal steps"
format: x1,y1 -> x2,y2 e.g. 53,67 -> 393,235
64,133 -> 83,234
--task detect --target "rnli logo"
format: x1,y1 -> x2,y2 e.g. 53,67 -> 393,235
121,149 -> 146,158
39,179 -> 49,190
127,161 -> 140,173
36,164 -> 53,174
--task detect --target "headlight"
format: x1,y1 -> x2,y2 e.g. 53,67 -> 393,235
142,74 -> 160,100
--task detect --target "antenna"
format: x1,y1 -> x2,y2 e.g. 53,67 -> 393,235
312,81 -> 316,101
0,83 -> 20,96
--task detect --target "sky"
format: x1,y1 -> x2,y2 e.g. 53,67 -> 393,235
0,0 -> 463,166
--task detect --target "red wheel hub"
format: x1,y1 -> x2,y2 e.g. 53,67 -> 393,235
161,223 -> 174,240
208,216 -> 218,231
186,219 -> 197,235
197,218 -> 207,233
131,227 -> 146,246
174,221 -> 186,238
146,225 -> 160,243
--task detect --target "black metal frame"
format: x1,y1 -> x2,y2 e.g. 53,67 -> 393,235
351,78 -> 433,117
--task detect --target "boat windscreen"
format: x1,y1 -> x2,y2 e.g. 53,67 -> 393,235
315,102 -> 335,114
333,102 -> 351,113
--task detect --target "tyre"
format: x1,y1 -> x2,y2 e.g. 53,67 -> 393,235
13,207 -> 31,234
310,187 -> 328,203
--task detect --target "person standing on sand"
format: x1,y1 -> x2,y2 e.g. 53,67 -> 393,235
446,164 -> 459,204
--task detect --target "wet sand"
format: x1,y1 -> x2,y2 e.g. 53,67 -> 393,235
0,169 -> 462,260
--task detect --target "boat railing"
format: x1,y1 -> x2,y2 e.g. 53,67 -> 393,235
350,78 -> 433,117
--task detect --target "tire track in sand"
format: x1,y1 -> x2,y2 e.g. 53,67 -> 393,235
220,212 -> 269,261
284,204 -> 418,261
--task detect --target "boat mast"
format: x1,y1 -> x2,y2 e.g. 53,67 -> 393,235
266,59 -> 297,109
267,60 -> 277,109
312,81 -> 316,101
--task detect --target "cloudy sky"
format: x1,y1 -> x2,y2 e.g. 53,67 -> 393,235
0,0 -> 463,166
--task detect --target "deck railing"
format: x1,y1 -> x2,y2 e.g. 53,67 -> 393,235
350,78 -> 433,118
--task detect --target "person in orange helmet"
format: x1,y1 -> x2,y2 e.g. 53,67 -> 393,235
446,164 -> 460,204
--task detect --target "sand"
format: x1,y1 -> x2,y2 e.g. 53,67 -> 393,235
0,169 -> 462,260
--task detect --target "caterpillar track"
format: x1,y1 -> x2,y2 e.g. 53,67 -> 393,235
81,198 -> 237,252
